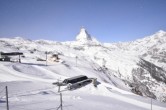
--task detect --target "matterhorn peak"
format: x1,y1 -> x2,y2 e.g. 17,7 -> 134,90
76,27 -> 92,42
74,27 -> 101,45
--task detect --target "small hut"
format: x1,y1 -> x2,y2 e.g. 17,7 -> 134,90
0,52 -> 23,63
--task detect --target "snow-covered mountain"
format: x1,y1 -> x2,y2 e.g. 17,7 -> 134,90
73,27 -> 100,45
76,27 -> 92,42
0,28 -> 166,110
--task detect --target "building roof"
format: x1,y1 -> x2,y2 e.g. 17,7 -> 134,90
64,75 -> 87,81
1,52 -> 23,56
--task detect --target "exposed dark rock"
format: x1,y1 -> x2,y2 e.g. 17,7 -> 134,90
73,46 -> 85,51
158,58 -> 166,63
130,83 -> 156,99
131,67 -> 156,99
137,59 -> 166,83
132,68 -> 148,82
37,58 -> 46,61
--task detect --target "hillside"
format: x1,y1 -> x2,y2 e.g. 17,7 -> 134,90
0,28 -> 166,110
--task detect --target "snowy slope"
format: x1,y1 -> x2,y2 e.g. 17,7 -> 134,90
0,29 -> 166,110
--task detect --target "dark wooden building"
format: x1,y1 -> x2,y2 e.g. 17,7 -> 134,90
0,52 -> 23,62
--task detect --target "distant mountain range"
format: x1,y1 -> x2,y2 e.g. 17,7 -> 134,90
0,28 -> 166,102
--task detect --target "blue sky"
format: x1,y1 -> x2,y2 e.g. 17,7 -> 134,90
0,0 -> 166,43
